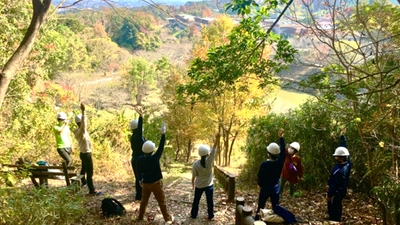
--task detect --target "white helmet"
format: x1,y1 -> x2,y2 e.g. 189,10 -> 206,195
130,120 -> 138,130
198,145 -> 210,156
267,142 -> 280,155
142,141 -> 155,153
289,142 -> 300,151
75,114 -> 82,123
333,147 -> 350,156
57,112 -> 67,120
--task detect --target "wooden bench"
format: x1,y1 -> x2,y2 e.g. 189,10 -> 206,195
2,160 -> 83,188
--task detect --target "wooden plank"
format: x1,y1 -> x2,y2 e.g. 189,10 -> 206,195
30,172 -> 77,177
3,164 -> 76,170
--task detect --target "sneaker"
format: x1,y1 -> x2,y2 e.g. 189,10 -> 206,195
166,215 -> 174,224
89,190 -> 102,195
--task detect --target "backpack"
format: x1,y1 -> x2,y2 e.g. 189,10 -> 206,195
101,197 -> 126,217
273,205 -> 297,223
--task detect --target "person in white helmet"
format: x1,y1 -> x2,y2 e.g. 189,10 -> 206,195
54,111 -> 73,166
136,123 -> 173,223
326,128 -> 352,222
190,132 -> 221,221
254,128 -> 286,221
74,103 -> 101,195
130,107 -> 146,201
280,141 -> 304,198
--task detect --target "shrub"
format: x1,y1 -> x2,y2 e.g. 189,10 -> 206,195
0,186 -> 86,225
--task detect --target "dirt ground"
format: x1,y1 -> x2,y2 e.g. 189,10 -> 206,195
31,164 -> 380,225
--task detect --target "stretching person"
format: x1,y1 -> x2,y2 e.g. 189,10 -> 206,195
254,128 -> 286,220
326,128 -> 352,222
136,123 -> 173,223
54,112 -> 73,166
130,107 -> 145,201
190,132 -> 221,221
74,103 -> 101,195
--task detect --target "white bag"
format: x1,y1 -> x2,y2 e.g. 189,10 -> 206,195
259,208 -> 285,223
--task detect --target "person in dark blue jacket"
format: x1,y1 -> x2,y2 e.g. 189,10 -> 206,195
130,107 -> 146,201
254,128 -> 286,221
326,128 -> 352,222
136,123 -> 173,223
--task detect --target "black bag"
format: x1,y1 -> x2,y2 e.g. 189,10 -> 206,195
101,197 -> 126,217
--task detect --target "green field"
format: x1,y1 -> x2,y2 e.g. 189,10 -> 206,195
270,89 -> 313,114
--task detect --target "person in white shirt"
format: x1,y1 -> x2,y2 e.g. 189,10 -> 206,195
74,103 -> 100,195
190,132 -> 220,221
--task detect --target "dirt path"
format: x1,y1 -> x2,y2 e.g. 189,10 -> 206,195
76,168 -> 236,225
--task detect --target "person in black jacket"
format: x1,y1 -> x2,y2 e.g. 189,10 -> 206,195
130,107 -> 145,201
326,128 -> 352,222
254,128 -> 286,220
136,123 -> 173,223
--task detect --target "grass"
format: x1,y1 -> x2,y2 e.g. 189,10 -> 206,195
270,89 -> 313,114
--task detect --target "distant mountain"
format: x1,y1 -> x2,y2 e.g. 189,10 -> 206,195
52,0 -> 204,8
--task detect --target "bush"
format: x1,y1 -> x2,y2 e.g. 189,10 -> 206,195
238,99 -> 371,192
0,187 -> 86,225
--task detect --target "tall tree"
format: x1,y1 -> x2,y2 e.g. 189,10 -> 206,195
0,0 -> 52,109
124,57 -> 156,106
290,1 -> 400,223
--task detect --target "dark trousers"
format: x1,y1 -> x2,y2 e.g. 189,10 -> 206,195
57,147 -> 72,166
80,152 -> 95,192
131,157 -> 142,200
327,194 -> 344,222
280,178 -> 294,197
191,185 -> 214,220
255,185 -> 280,220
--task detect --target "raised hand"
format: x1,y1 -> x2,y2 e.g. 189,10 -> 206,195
160,122 -> 167,134
278,128 -> 285,137
80,103 -> 85,112
341,127 -> 346,136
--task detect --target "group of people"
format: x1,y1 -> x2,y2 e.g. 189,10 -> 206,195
129,107 -> 221,223
53,103 -> 100,195
255,128 -> 351,222
53,104 -> 352,223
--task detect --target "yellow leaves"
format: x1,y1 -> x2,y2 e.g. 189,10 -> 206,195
379,142 -> 384,148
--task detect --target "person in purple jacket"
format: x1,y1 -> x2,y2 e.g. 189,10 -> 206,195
254,128 -> 286,221
326,128 -> 352,222
136,123 -> 173,223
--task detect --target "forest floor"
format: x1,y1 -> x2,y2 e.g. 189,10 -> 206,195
55,163 -> 382,225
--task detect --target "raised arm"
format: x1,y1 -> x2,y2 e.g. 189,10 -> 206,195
80,103 -> 87,131
153,123 -> 166,160
339,127 -> 347,148
209,132 -> 221,160
278,128 -> 286,161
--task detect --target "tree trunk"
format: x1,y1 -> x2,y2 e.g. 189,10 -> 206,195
228,131 -> 238,166
186,138 -> 192,163
0,0 -> 52,109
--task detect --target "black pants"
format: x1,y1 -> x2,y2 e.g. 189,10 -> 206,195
131,156 -> 142,200
255,185 -> 280,220
80,152 -> 95,193
191,185 -> 214,219
327,194 -> 344,221
57,147 -> 72,166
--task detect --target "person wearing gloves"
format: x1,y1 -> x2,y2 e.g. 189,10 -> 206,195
136,123 -> 173,223
254,128 -> 286,221
74,103 -> 101,195
326,128 -> 352,222
190,132 -> 221,221
54,111 -> 73,166
280,141 -> 304,198
130,107 -> 146,201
